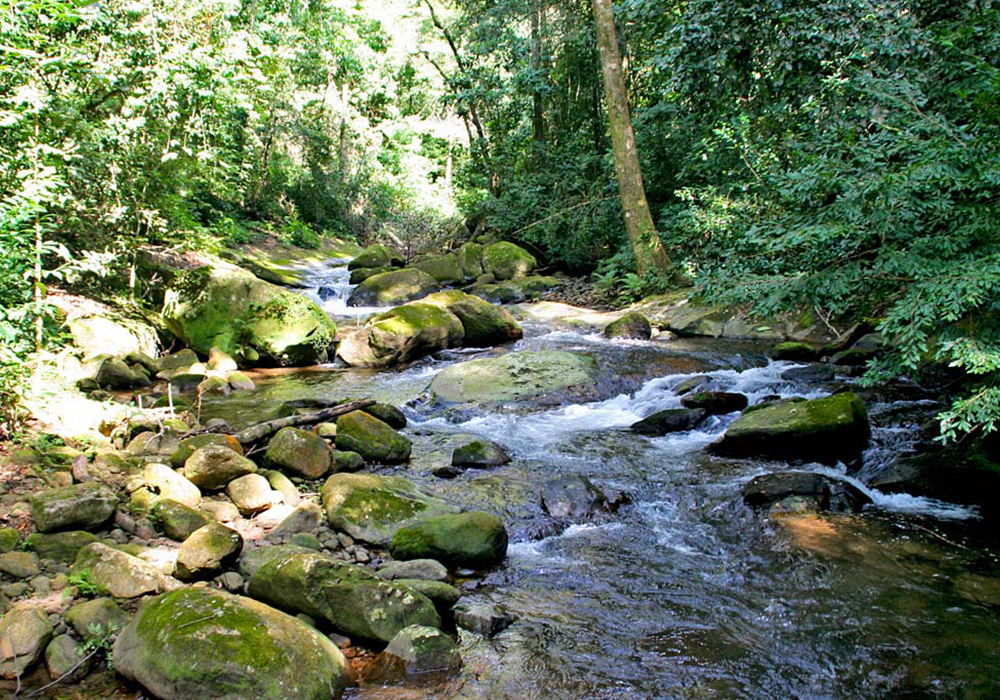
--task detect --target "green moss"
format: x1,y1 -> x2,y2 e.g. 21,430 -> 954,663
483,242 -> 536,280
339,487 -> 426,523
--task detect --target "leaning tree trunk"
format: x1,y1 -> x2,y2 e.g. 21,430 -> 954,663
591,0 -> 672,278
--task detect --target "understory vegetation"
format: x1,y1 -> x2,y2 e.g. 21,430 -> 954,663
2,0 -> 999,439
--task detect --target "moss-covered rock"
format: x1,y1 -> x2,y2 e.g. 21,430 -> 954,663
162,264 -> 337,367
30,482 -> 117,533
226,474 -> 273,516
369,625 -> 462,680
95,357 -> 149,390
708,392 -> 871,465
389,512 -> 508,568
452,439 -> 511,468
349,265 -> 393,284
174,523 -> 243,581
604,312 -> 652,340
264,427 -> 331,479
72,542 -> 174,598
420,290 -> 523,347
337,301 -> 464,368
334,410 -> 412,463
184,446 -> 257,490
413,253 -> 464,285
169,434 -> 244,469
68,314 -> 159,361
25,531 -> 99,563
152,499 -> 210,541
0,607 -> 52,679
347,268 -> 440,308
321,473 -> 460,546
482,242 -> 536,280
771,341 -> 821,362
113,587 -> 348,700
0,528 -> 18,553
65,597 -> 126,641
329,450 -> 365,473
365,402 -> 408,429
456,242 -> 484,282
246,551 -> 440,643
348,243 -> 404,271
429,350 -> 597,404
395,579 -> 462,613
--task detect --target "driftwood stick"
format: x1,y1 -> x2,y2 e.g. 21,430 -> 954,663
233,398 -> 377,445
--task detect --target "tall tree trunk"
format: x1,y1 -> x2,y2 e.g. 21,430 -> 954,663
530,0 -> 545,143
591,0 -> 671,278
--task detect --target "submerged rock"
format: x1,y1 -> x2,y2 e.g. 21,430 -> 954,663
30,482 -> 117,533
162,263 -> 337,367
321,473 -> 459,546
114,587 -> 348,700
542,475 -> 609,519
630,408 -> 707,436
389,512 -> 508,568
742,471 -> 873,514
247,551 -> 440,643
453,601 -> 515,638
334,411 -> 412,464
365,625 -> 462,681
347,268 -> 440,308
429,350 -> 597,404
708,392 -> 870,465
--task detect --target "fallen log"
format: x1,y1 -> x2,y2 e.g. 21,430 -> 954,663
233,398 -> 377,445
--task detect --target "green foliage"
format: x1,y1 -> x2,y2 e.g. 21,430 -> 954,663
81,621 -> 120,671
68,569 -> 100,597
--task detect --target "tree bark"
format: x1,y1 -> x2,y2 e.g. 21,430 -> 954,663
591,0 -> 672,278
530,0 -> 545,142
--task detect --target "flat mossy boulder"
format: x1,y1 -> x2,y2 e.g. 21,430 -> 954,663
25,531 -> 99,563
390,512 -> 508,568
429,350 -> 597,404
482,241 -> 536,280
708,392 -> 870,465
0,607 -> 52,679
771,341 -> 821,362
347,268 -> 440,308
420,290 -> 523,347
336,302 -> 464,368
413,253 -> 463,285
334,410 -> 412,464
321,473 -> 460,546
162,264 -> 337,367
30,482 -> 117,533
72,542 -> 175,598
114,587 -> 348,700
152,499 -> 210,541
348,243 -> 404,270
247,551 -> 441,643
604,312 -> 652,340
264,427 -> 332,479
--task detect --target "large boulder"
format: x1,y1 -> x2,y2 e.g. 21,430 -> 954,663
413,254 -> 463,285
336,302 -> 464,368
389,512 -> 508,568
482,242 -> 536,280
348,243 -> 404,270
429,350 -> 597,404
247,552 -> 440,643
335,411 -> 412,464
420,290 -> 523,347
347,268 -> 440,308
321,473 -> 460,546
174,523 -> 244,581
72,543 -> 175,598
184,446 -> 257,490
114,587 -> 348,700
68,313 -> 159,360
604,312 -> 652,340
0,607 -> 52,679
707,392 -> 870,465
264,427 -> 331,479
162,264 -> 337,367
30,482 -> 117,533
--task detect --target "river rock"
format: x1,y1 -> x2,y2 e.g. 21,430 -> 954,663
420,290 -> 523,346
630,408 -> 707,435
336,301 -> 464,368
365,402 -> 408,429
367,625 -> 461,680
263,470 -> 300,506
0,607 -> 53,678
414,253 -> 463,285
30,482 -> 117,533
771,342 -> 821,362
377,559 -> 449,582
226,474 -> 274,516
114,587 -> 348,700
96,357 -> 148,390
453,601 -> 515,638
389,512 -> 508,568
68,314 -> 159,361
169,434 -> 243,469
268,502 -> 324,540
482,241 -> 536,280
152,499 -> 210,541
334,411 -> 412,463
604,312 -> 653,340
162,263 -> 337,367
321,473 -> 460,546
25,531 -> 98,563
72,543 -> 174,598
456,242 -> 483,281
66,597 -> 127,640
742,471 -> 873,514
348,268 -> 440,308
429,350 -> 597,404
0,552 -> 40,579
45,634 -> 89,682
395,579 -> 462,612
247,551 -> 441,642
781,363 -> 836,383
239,544 -> 315,577
541,475 -> 609,519
329,450 -> 365,473
680,391 -> 749,415
144,463 -> 202,508
264,427 -> 331,479
184,446 -> 257,490
452,439 -> 511,468
174,523 -> 243,581
158,348 -> 200,372
348,243 -> 404,270
708,392 -> 870,465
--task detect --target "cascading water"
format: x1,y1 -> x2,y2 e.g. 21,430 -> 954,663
301,258 -> 387,319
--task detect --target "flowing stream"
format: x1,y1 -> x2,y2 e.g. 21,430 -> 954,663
198,262 -> 1000,700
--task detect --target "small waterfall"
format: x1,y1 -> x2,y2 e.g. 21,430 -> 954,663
300,258 -> 386,319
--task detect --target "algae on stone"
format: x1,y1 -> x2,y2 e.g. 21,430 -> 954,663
389,511 -> 508,568
429,350 -> 597,404
334,411 -> 412,464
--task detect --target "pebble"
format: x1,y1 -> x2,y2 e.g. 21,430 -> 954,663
329,633 -> 351,648
217,572 -> 244,592
354,549 -> 370,563
337,533 -> 354,548
108,529 -> 128,544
